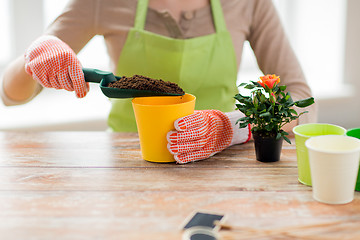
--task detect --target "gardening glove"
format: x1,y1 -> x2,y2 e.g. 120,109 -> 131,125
24,35 -> 88,98
167,110 -> 251,164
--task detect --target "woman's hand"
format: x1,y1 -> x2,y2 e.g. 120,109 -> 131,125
24,35 -> 88,98
167,110 -> 234,164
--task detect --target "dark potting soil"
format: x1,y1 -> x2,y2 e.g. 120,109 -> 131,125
107,75 -> 185,95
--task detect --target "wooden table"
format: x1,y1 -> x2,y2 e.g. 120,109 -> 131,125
0,132 -> 359,239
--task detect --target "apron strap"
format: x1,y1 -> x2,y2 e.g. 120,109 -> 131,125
210,0 -> 228,33
134,0 -> 227,33
134,0 -> 148,30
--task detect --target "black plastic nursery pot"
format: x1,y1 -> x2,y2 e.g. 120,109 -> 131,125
252,131 -> 283,163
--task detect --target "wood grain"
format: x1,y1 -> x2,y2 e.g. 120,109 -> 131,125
0,132 -> 359,240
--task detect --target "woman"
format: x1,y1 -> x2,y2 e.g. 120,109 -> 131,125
0,0 -> 317,163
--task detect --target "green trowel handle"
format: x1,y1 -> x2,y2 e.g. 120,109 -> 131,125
83,68 -> 116,83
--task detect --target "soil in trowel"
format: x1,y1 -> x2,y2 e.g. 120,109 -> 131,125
107,75 -> 185,95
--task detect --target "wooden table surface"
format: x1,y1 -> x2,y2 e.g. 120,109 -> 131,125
0,131 -> 359,240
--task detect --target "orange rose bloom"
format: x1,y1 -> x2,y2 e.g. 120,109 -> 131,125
258,74 -> 280,89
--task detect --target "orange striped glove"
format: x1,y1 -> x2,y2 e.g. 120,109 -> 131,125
25,35 -> 88,98
167,110 -> 251,164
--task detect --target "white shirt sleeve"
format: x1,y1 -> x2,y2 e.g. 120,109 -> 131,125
225,110 -> 251,146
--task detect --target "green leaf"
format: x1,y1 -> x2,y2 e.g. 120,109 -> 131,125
236,117 -> 247,125
264,125 -> 271,131
239,122 -> 249,128
245,85 -> 255,89
301,111 -> 309,115
283,135 -> 291,144
235,104 -> 243,109
252,126 -> 259,132
260,94 -> 267,103
285,93 -> 294,103
263,84 -> 270,92
259,112 -> 271,118
279,85 -> 287,91
234,93 -> 251,102
252,81 -> 262,87
294,97 -> 315,108
289,109 -> 298,115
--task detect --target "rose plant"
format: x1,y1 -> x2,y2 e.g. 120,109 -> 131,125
234,74 -> 315,144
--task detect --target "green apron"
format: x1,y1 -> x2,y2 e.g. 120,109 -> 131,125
108,0 -> 238,132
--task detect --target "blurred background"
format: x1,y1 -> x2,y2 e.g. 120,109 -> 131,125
0,0 -> 359,131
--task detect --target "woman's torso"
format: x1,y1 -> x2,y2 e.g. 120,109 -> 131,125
42,0 -> 314,125
46,0 -> 253,72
